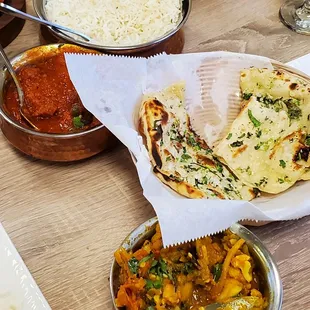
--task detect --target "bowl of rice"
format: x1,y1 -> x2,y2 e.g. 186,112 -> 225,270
33,0 -> 191,55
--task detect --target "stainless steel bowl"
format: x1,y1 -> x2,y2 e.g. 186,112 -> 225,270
33,0 -> 191,55
110,217 -> 283,310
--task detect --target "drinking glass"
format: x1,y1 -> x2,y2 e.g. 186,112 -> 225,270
280,0 -> 310,34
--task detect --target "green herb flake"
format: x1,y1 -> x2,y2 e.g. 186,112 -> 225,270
73,116 -> 84,129
279,160 -> 286,168
226,133 -> 233,140
247,132 -> 253,139
248,109 -> 261,127
256,129 -> 262,138
212,263 -> 223,282
230,141 -> 243,148
238,133 -> 246,139
187,135 -> 201,150
140,254 -> 153,264
216,163 -> 223,173
145,279 -> 154,290
128,257 -> 139,274
181,153 -> 192,162
183,262 -> 194,275
285,99 -> 302,120
195,179 -> 202,188
305,135 -> 310,146
202,176 -> 209,185
278,178 -> 284,184
145,279 -> 162,291
224,187 -> 232,193
242,93 -> 252,100
254,141 -> 270,151
166,156 -> 172,162
245,166 -> 252,175
259,177 -> 268,186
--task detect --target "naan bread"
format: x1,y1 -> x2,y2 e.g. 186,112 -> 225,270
215,68 -> 310,194
300,169 -> 310,181
139,83 -> 256,200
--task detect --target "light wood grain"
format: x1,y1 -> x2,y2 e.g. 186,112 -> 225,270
2,0 -> 310,309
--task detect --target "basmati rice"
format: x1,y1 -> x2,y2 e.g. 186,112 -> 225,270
45,0 -> 182,46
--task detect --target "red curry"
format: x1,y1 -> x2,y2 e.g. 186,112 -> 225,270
3,48 -> 101,134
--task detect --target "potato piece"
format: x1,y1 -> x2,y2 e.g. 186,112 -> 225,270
217,278 -> 243,302
163,283 -> 179,305
179,282 -> 194,302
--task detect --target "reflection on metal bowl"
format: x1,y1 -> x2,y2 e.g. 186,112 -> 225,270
110,217 -> 283,310
0,43 -> 117,162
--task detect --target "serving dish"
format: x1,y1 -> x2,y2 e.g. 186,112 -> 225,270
0,43 -> 117,162
33,0 -> 191,56
110,217 -> 283,310
0,222 -> 51,310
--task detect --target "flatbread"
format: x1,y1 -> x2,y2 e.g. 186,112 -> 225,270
139,83 -> 256,201
215,68 -> 310,194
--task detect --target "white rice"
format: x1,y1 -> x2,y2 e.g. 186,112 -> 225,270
45,0 -> 182,46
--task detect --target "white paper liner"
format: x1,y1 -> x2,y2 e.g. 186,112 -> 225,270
65,51 -> 310,247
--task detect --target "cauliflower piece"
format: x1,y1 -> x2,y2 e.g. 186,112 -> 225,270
232,255 -> 253,283
228,267 -> 242,280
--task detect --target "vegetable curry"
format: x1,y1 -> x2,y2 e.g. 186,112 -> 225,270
3,46 -> 100,134
115,224 -> 267,310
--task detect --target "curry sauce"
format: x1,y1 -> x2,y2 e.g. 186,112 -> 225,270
3,47 -> 101,134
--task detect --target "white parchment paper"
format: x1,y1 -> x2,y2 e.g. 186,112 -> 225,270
65,51 -> 310,247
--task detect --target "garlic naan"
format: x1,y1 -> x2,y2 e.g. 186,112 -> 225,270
215,68 -> 310,194
139,83 -> 256,200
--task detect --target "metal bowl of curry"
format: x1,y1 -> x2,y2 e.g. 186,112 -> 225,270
0,43 -> 116,162
110,217 -> 283,310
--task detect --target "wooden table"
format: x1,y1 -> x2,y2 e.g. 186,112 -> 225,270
2,0 -> 310,309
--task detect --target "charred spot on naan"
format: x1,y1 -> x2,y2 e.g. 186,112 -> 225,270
196,154 -> 216,167
153,167 -> 205,199
138,115 -> 148,148
268,131 -> 310,169
151,142 -> 162,169
294,146 -> 310,165
289,83 -> 298,91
